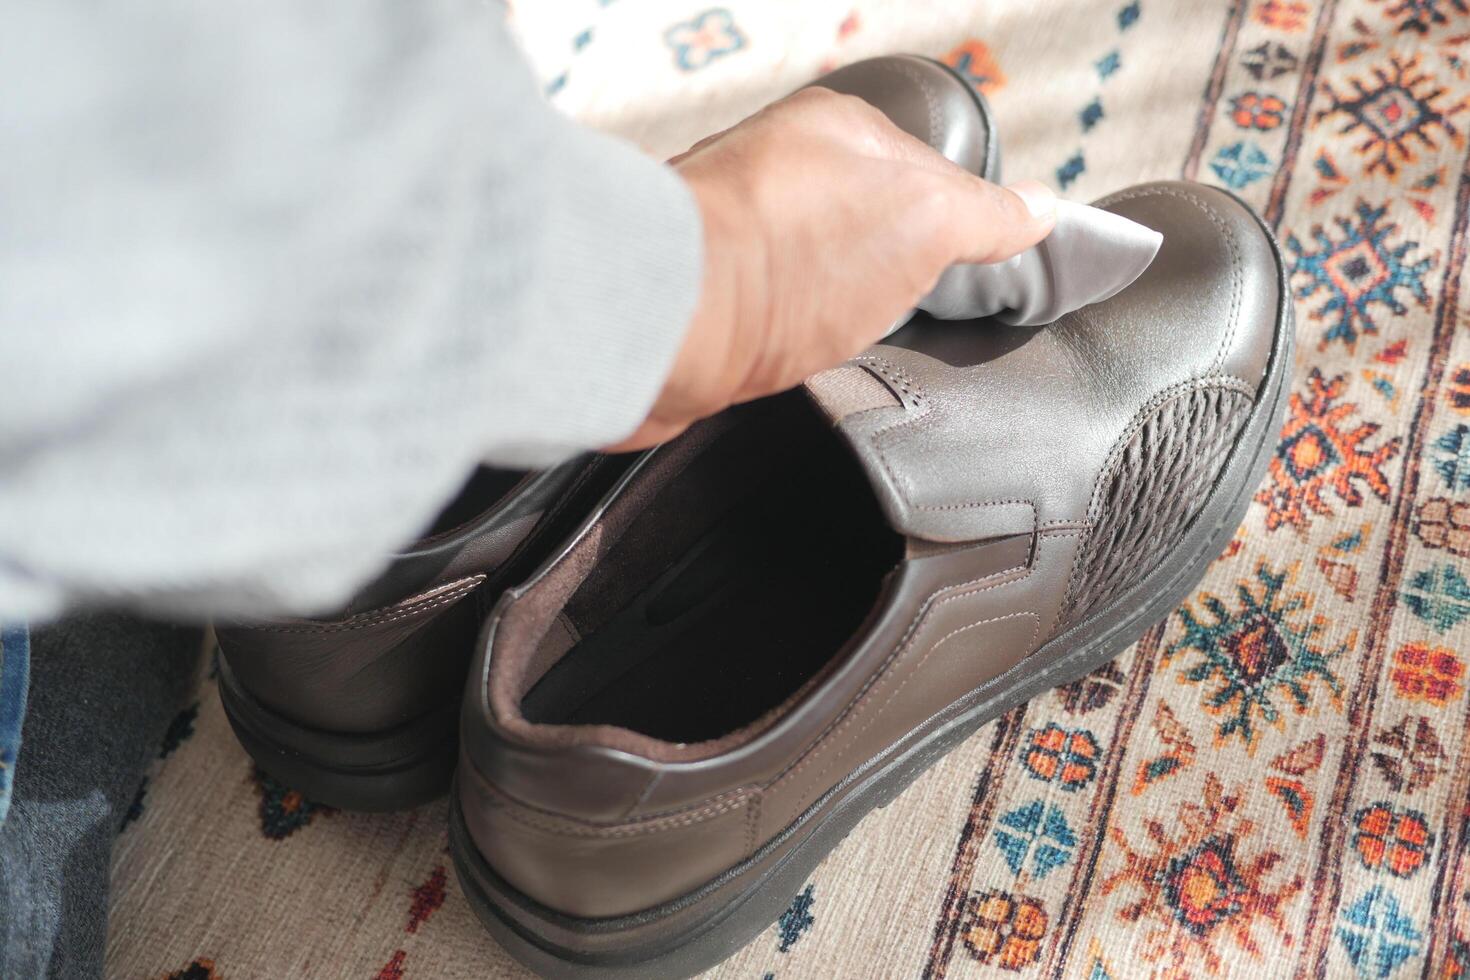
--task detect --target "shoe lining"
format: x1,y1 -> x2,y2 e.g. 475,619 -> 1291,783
519,391 -> 902,744
424,466 -> 528,538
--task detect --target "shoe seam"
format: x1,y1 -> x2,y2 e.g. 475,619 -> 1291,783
244,576 -> 485,634
774,611 -> 1039,822
769,528 -> 1076,816
1090,184 -> 1244,377
469,766 -> 754,838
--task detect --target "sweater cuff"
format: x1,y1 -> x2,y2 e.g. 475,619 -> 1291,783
497,121 -> 704,465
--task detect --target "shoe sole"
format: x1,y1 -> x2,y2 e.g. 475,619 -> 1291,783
218,654 -> 457,812
450,198 -> 1293,978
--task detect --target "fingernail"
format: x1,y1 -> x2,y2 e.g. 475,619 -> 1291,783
1008,180 -> 1057,221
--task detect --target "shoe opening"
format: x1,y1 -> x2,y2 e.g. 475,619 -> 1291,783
516,389 -> 903,745
424,466 -> 529,539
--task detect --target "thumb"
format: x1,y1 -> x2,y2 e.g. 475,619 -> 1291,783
945,178 -> 1057,265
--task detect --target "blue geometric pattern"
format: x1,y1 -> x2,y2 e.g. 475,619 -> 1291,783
776,883 -> 815,953
1211,140 -> 1274,189
665,8 -> 746,72
1400,563 -> 1470,633
1336,886 -> 1424,978
1081,99 -> 1105,132
1058,152 -> 1087,189
994,800 -> 1078,879
1287,200 -> 1435,349
1433,424 -> 1470,492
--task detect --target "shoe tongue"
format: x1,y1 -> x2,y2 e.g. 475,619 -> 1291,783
805,359 -> 1038,543
803,359 -> 953,541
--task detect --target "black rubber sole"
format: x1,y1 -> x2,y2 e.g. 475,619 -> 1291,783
218,655 -> 458,812
450,200 -> 1296,980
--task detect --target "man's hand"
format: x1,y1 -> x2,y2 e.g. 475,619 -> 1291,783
609,86 -> 1056,451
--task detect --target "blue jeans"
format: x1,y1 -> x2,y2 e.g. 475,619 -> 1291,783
0,625 -> 29,827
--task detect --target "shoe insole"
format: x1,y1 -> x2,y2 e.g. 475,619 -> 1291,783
521,439 -> 897,744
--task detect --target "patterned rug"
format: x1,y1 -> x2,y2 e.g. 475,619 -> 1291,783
107,1 -> 1470,977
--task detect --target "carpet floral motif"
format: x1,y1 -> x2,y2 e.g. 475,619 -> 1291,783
1369,0 -> 1470,34
1316,55 -> 1468,176
1389,641 -> 1465,704
993,800 -> 1080,879
1020,723 -> 1101,791
1415,495 -> 1470,555
1286,203 -> 1435,349
1400,561 -> 1470,632
1351,802 -> 1435,878
959,889 -> 1050,971
1368,715 -> 1448,792
1336,885 -> 1426,978
1165,562 -> 1348,750
1256,369 -> 1402,530
1101,774 -> 1304,975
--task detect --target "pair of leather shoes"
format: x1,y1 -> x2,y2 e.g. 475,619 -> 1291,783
217,54 -> 1293,979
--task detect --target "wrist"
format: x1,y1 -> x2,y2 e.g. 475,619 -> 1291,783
652,169 -> 763,429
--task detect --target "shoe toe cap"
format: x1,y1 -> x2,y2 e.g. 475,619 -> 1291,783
1080,180 -> 1284,396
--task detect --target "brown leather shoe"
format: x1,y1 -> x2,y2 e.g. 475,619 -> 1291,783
450,180 -> 1294,978
213,53 -> 995,817
215,457 -> 626,811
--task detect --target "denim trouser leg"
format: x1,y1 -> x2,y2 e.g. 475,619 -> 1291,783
0,616 -> 200,979
0,624 -> 30,827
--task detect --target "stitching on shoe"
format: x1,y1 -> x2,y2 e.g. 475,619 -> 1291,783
875,57 -> 942,147
853,355 -> 926,408
477,774 -> 755,837
1039,519 -> 1092,530
783,611 -> 1039,814
1090,185 -> 1244,377
861,395 -> 1038,520
771,528 -> 1075,814
852,358 -> 1038,526
248,576 -> 485,634
854,355 -> 1034,516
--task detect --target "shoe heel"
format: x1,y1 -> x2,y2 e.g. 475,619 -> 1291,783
218,655 -> 457,812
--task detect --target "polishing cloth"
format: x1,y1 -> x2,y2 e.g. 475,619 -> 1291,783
902,199 -> 1163,329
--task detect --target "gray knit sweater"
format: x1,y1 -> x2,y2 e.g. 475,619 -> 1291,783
0,1 -> 702,620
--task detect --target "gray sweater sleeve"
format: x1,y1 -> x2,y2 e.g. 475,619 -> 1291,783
0,0 -> 703,620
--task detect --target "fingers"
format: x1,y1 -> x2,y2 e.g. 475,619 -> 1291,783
604,416 -> 690,453
667,124 -> 737,165
768,86 -> 1057,266
925,175 -> 1057,266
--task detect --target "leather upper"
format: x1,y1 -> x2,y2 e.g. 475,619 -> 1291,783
809,54 -> 1000,181
834,182 -> 1276,547
216,456 -> 599,733
458,180 -> 1287,921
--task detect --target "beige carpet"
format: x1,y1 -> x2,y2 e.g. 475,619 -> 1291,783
107,1 -> 1470,976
